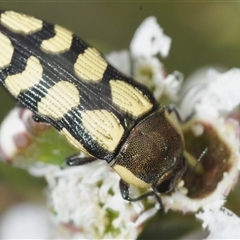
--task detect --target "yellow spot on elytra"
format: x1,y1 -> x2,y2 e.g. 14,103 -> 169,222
113,164 -> 151,188
1,11 -> 42,35
0,33 -> 14,68
110,80 -> 153,118
41,25 -> 73,54
74,48 -> 107,82
38,81 -> 80,119
5,56 -> 43,97
81,109 -> 124,152
61,128 -> 91,155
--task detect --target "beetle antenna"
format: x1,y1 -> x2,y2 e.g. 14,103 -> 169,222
153,191 -> 163,210
126,190 -> 164,210
185,147 -> 208,178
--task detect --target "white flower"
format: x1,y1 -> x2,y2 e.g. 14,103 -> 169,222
157,71 -> 183,101
106,50 -> 131,76
133,56 -> 164,91
46,160 -> 158,239
0,107 -> 32,161
107,17 -> 181,103
196,68 -> 240,118
179,67 -> 240,119
175,67 -> 240,238
161,107 -> 240,211
196,206 -> 240,239
130,16 -> 171,58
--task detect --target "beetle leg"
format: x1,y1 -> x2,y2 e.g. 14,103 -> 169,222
119,179 -> 163,209
119,179 -> 131,200
166,104 -> 193,123
66,155 -> 97,166
32,114 -> 50,124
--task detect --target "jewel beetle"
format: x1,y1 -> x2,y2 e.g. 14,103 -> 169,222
0,10 -> 187,206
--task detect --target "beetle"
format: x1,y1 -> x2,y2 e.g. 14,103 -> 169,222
0,10 -> 187,206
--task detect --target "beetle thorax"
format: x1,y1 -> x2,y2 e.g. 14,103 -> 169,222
112,107 -> 187,193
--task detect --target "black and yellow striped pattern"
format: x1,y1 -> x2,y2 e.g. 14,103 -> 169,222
0,10 -> 158,162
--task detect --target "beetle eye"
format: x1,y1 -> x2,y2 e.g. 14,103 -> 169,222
155,179 -> 173,193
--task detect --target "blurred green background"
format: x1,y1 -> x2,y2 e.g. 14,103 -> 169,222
0,1 -> 240,239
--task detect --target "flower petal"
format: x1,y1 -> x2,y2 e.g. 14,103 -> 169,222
130,16 -> 171,58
